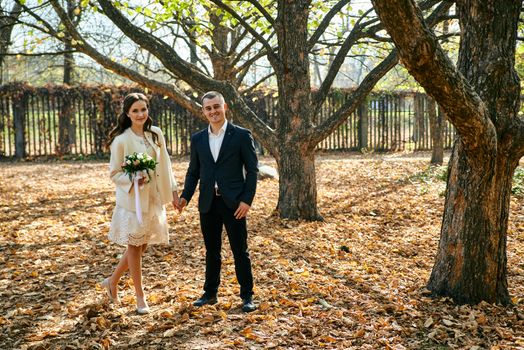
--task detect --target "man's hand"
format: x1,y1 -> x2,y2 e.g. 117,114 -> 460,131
234,201 -> 250,219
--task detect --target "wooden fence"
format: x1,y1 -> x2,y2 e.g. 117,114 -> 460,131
0,83 -> 456,158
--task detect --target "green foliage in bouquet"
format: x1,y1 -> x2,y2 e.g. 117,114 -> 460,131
121,152 -> 157,181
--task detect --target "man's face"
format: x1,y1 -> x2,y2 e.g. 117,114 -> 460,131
202,96 -> 227,126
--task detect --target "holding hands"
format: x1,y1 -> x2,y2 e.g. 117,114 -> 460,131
172,192 -> 183,212
174,196 -> 249,220
178,197 -> 188,211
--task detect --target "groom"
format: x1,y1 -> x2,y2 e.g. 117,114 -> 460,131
179,91 -> 258,312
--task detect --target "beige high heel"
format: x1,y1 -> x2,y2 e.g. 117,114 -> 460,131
136,296 -> 150,314
100,278 -> 120,304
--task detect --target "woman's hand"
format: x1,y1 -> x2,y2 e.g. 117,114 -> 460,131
136,171 -> 149,187
172,191 -> 181,212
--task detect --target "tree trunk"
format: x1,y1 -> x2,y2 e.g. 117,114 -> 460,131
427,140 -> 516,304
57,91 -> 75,155
209,11 -> 236,83
371,0 -> 522,304
428,96 -> 443,165
64,0 -> 76,85
57,0 -> 77,155
58,45 -> 76,155
63,45 -> 74,85
272,0 -> 321,220
13,93 -> 27,159
276,143 -> 321,220
0,3 -> 22,85
412,93 -> 425,145
425,0 -> 521,304
358,102 -> 368,150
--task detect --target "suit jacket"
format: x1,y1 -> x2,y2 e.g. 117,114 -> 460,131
181,122 -> 258,213
109,126 -> 178,213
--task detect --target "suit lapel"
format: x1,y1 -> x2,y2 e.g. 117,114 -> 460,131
216,122 -> 235,163
201,129 -> 215,163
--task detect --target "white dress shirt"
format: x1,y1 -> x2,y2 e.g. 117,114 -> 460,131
209,120 -> 228,189
208,120 -> 228,162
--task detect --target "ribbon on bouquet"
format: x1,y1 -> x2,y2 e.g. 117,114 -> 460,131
133,172 -> 143,224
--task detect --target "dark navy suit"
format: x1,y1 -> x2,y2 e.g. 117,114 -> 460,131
181,122 -> 258,299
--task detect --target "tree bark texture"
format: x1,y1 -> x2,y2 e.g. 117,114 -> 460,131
276,144 -> 321,220
428,140 -> 516,304
372,0 -> 523,304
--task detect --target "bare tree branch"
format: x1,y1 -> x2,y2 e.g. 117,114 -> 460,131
209,0 -> 277,63
46,0 -> 202,117
310,0 -> 454,147
307,0 -> 352,50
243,0 -> 275,26
239,72 -> 275,95
89,0 -> 276,144
310,49 -> 399,146
228,26 -> 249,56
3,50 -> 76,56
311,10 -> 373,112
371,0 -> 497,152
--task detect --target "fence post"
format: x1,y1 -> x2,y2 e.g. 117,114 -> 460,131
13,91 -> 27,158
358,100 -> 368,150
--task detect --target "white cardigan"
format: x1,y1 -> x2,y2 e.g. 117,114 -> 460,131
109,126 -> 178,213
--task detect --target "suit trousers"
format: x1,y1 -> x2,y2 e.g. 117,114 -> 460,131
199,194 -> 254,299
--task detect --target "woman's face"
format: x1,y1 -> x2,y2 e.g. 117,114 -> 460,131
127,100 -> 148,128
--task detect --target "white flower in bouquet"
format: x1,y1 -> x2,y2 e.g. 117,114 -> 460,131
121,152 -> 158,182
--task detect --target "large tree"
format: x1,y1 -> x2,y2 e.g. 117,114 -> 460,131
18,0 -> 450,220
372,0 -> 524,304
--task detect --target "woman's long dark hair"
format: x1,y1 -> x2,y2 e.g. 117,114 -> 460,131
106,92 -> 159,149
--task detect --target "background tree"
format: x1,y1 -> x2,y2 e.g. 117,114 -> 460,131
427,96 -> 444,165
372,0 -> 524,304
62,0 -> 81,85
57,0 -> 82,154
0,1 -> 22,84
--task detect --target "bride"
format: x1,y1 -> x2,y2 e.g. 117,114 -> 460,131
101,92 -> 180,314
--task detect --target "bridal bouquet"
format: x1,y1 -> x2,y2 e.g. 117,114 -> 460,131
121,152 -> 157,183
121,152 -> 157,224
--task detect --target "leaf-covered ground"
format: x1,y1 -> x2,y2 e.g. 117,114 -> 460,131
1,152 -> 523,350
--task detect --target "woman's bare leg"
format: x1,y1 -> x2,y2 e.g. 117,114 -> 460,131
127,244 -> 148,308
109,244 -> 148,299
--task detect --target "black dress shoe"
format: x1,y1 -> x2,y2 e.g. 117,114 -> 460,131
242,297 -> 256,312
193,294 -> 217,307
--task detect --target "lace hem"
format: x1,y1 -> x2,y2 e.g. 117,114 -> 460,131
108,204 -> 169,246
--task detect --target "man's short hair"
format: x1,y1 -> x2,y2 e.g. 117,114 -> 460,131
201,91 -> 225,104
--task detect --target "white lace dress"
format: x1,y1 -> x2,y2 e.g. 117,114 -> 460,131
108,134 -> 169,246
